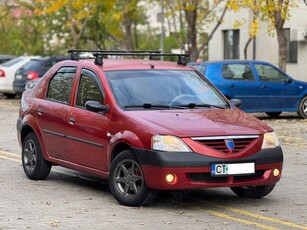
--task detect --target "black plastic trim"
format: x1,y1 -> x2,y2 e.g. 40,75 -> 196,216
132,147 -> 283,168
42,129 -> 103,148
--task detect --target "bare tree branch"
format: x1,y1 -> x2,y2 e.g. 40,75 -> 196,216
197,1 -> 228,57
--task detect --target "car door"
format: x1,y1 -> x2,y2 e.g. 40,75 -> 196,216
36,67 -> 76,161
252,63 -> 299,111
66,68 -> 109,171
219,63 -> 265,111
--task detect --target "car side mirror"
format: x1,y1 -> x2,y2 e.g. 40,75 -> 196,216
85,100 -> 109,113
230,99 -> 242,108
286,76 -> 293,83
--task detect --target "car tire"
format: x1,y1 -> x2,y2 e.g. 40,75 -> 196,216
265,112 -> 282,118
109,150 -> 158,206
298,96 -> 307,119
230,184 -> 275,199
22,132 -> 51,180
3,93 -> 16,99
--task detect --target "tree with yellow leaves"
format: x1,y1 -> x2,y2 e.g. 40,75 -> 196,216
163,0 -> 230,61
34,0 -> 114,49
228,0 -> 297,71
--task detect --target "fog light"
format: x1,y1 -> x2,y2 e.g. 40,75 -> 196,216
166,174 -> 175,183
273,169 -> 280,177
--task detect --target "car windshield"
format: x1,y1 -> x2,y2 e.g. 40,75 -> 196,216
105,70 -> 228,110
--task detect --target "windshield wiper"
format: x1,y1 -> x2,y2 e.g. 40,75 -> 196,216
124,103 -> 185,109
179,103 -> 228,109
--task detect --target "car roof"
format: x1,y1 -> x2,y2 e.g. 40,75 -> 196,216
61,58 -> 194,71
189,60 -> 271,65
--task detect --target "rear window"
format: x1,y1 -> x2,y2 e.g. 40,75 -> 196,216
1,57 -> 24,67
20,59 -> 44,71
189,64 -> 207,74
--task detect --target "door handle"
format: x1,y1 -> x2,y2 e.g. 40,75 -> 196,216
69,117 -> 76,124
230,84 -> 237,88
261,85 -> 269,89
37,108 -> 43,115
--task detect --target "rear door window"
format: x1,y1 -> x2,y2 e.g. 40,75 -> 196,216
46,67 -> 77,104
222,64 -> 255,81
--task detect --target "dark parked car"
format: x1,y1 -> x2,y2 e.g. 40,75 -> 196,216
17,50 -> 283,206
0,55 -> 16,64
13,56 -> 69,94
189,60 -> 307,118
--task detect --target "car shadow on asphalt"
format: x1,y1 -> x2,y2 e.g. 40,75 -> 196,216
46,167 -> 110,193
252,112 -> 302,120
44,167 -> 278,208
152,189 -> 278,209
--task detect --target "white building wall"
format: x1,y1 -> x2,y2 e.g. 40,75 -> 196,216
208,2 -> 307,81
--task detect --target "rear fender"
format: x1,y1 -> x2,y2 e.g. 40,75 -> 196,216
20,114 -> 49,160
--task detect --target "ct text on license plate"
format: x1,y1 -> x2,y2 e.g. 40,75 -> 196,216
211,163 -> 255,176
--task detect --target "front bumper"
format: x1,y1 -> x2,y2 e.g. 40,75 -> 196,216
133,147 -> 283,190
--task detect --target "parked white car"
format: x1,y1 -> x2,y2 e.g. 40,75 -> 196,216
0,56 -> 40,98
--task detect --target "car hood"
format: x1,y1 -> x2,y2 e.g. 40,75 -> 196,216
127,108 -> 272,137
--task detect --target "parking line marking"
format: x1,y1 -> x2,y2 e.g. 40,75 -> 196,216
1,150 -> 306,229
206,209 -> 279,230
222,206 -> 307,229
0,149 -> 19,157
204,201 -> 307,230
0,155 -> 20,163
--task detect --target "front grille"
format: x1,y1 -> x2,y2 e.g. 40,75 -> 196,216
192,136 -> 258,153
188,170 -> 265,183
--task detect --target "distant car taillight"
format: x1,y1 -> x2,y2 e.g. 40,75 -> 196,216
26,72 -> 39,80
0,69 -> 5,77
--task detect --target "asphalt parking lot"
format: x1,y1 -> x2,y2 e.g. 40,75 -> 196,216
0,97 -> 306,230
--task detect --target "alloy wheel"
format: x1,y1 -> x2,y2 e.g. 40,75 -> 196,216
113,159 -> 144,198
23,140 -> 37,173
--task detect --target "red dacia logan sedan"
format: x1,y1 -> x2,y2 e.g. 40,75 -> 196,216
17,50 -> 283,206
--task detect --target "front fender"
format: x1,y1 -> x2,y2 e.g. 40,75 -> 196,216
107,130 -> 146,166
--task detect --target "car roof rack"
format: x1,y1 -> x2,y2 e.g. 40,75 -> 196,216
67,50 -> 189,66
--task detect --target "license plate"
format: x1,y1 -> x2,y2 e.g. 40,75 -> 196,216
211,163 -> 255,176
15,74 -> 23,79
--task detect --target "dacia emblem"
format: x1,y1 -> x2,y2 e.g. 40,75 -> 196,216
225,139 -> 235,151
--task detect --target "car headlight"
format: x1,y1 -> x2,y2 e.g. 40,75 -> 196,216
262,132 -> 280,149
152,135 -> 192,152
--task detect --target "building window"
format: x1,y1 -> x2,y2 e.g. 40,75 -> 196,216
223,29 -> 240,59
284,28 -> 298,63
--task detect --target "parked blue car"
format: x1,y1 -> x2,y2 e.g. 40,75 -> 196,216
189,60 -> 307,118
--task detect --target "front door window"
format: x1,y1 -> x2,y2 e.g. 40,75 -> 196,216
254,64 -> 287,82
